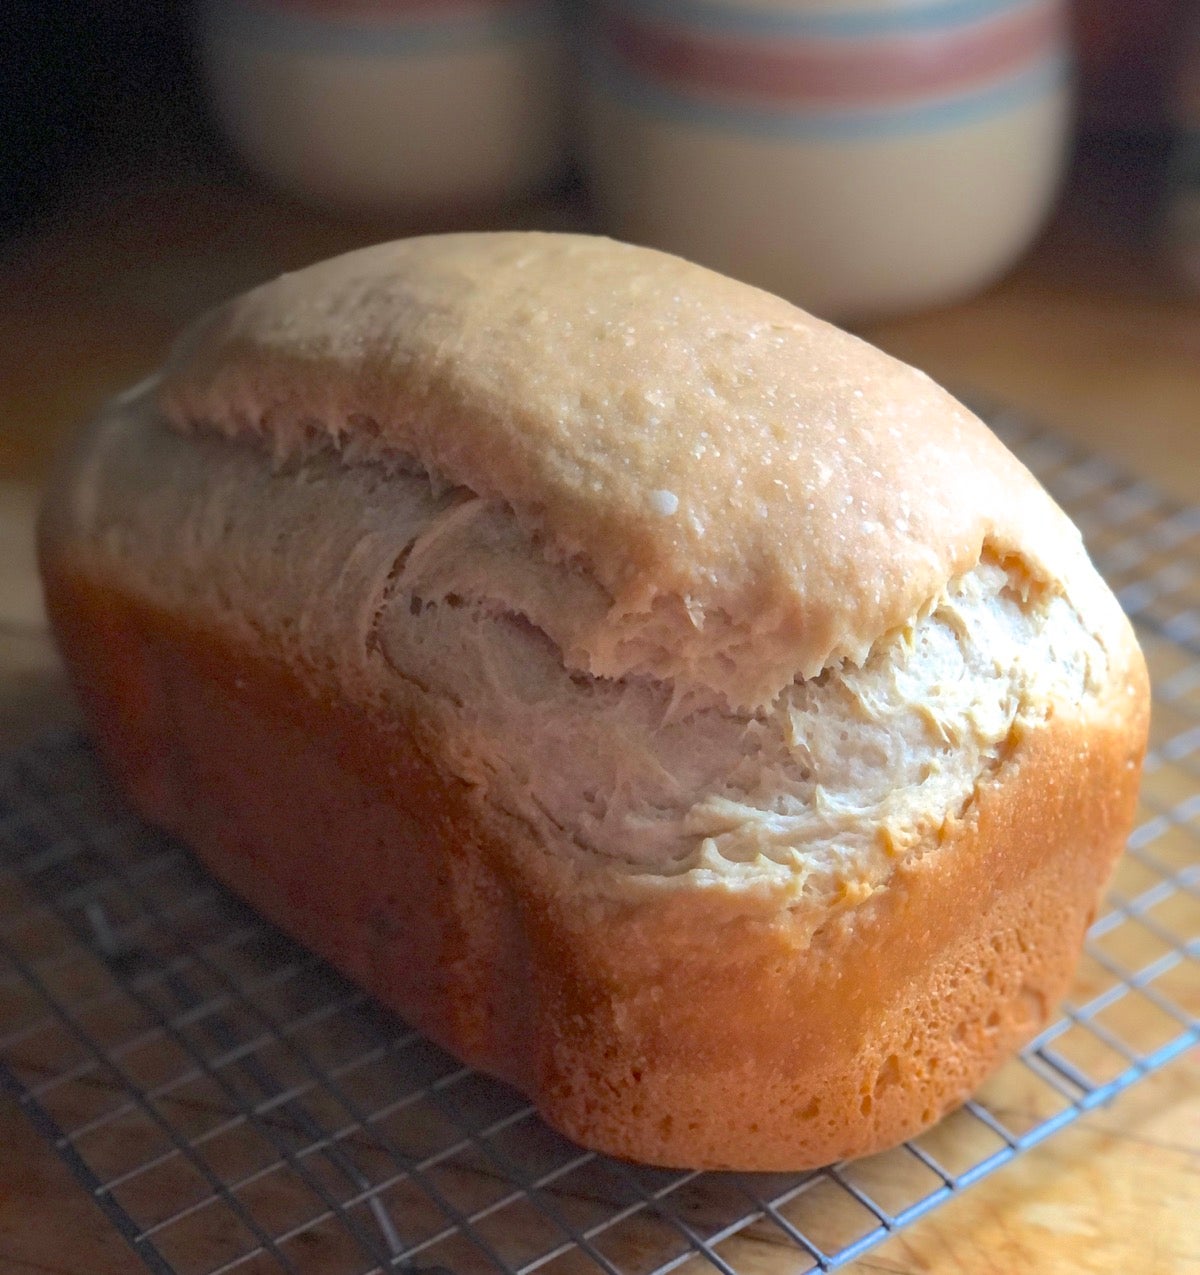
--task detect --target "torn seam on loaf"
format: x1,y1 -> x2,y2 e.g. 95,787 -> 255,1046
367,545 -> 1105,896
108,411 -> 1110,902
175,411 -> 1004,700
172,408 -> 1020,709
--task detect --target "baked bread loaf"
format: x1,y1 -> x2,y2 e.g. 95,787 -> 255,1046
39,232 -> 1148,1171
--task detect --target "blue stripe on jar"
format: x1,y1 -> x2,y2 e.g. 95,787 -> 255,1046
201,0 -> 562,58
600,0 -> 1048,40
587,48 -> 1069,140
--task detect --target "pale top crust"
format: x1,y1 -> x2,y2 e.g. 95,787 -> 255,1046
157,231 -> 1095,707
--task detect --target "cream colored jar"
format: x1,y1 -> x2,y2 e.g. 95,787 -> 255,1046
583,0 -> 1072,320
201,0 -> 569,213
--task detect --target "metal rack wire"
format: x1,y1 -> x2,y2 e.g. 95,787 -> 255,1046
1,406 -> 1197,1274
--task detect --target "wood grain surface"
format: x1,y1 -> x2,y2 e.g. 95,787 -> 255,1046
0,151 -> 1197,1275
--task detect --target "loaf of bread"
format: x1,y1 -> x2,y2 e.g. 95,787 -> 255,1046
39,233 -> 1148,1171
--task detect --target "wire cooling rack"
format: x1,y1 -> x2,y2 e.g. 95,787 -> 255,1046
1,406 -> 1198,1275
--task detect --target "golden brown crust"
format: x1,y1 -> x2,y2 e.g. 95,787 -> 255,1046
156,232 -> 1092,705
41,560 -> 1148,1170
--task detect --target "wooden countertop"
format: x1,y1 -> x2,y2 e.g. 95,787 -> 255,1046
1,155 -> 1197,1275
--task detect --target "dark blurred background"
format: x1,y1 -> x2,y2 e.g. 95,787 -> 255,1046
0,1 -> 207,237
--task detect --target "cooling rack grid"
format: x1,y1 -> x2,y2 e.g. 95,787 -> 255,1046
0,407 -> 1197,1274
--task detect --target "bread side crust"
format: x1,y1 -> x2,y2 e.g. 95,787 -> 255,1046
42,555 -> 1148,1171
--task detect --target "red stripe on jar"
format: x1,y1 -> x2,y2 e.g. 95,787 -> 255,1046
601,2 -> 1065,107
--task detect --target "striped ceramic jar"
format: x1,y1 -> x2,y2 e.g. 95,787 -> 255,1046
200,0 -> 569,212
582,0 -> 1073,318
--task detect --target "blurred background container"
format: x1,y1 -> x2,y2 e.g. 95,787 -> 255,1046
582,0 -> 1075,320
199,0 -> 569,213
1,0 -> 1192,310
0,3 -> 1190,248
